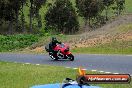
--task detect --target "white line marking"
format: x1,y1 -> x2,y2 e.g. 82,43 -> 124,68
99,71 -> 104,73
36,64 -> 40,65
126,55 -> 132,56
73,68 -> 78,69
105,72 -> 111,74
92,70 -> 97,72
113,73 -> 119,74
25,63 -> 30,64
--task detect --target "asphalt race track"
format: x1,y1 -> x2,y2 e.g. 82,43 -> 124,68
0,53 -> 132,75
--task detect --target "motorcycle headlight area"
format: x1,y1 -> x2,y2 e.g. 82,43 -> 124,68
64,48 -> 69,52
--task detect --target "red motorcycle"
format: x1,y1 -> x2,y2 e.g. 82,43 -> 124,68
45,43 -> 74,61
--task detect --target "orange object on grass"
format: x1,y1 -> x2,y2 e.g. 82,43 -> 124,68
78,67 -> 86,76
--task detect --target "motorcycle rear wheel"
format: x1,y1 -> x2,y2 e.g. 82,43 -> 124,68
49,52 -> 58,60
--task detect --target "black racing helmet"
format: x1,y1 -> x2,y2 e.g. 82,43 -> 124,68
52,37 -> 57,42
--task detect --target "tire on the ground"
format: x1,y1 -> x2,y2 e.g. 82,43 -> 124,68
49,52 -> 58,60
68,54 -> 74,61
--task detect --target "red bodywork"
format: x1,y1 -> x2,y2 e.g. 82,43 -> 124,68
53,43 -> 71,55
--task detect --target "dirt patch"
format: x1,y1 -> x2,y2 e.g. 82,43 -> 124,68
31,47 -> 44,53
70,31 -> 132,48
67,14 -> 132,48
115,32 -> 132,41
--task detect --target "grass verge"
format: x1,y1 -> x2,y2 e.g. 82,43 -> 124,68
0,61 -> 76,88
125,0 -> 132,13
0,61 -> 132,88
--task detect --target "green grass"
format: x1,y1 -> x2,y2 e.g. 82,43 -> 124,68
125,0 -> 132,13
115,23 -> 132,32
0,61 -> 77,88
0,61 -> 132,88
72,40 -> 132,54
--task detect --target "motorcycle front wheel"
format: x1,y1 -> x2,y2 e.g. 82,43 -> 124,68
67,54 -> 74,61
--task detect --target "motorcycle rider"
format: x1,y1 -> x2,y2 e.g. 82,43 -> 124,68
49,37 -> 61,53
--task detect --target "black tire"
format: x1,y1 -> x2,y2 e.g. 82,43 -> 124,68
67,54 -> 74,61
49,52 -> 58,60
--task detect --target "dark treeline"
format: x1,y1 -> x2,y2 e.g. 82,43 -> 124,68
0,0 -> 125,35
0,0 -> 46,34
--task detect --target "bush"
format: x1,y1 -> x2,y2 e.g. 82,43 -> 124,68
0,34 -> 39,52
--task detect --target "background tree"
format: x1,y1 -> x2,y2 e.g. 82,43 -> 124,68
13,0 -> 28,33
29,0 -> 34,33
0,0 -> 27,34
33,0 -> 47,28
0,0 -> 16,34
103,0 -> 115,20
76,0 -> 104,29
20,0 -> 27,33
29,0 -> 46,33
115,0 -> 125,16
13,0 -> 20,32
45,0 -> 79,34
0,0 -> 4,25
